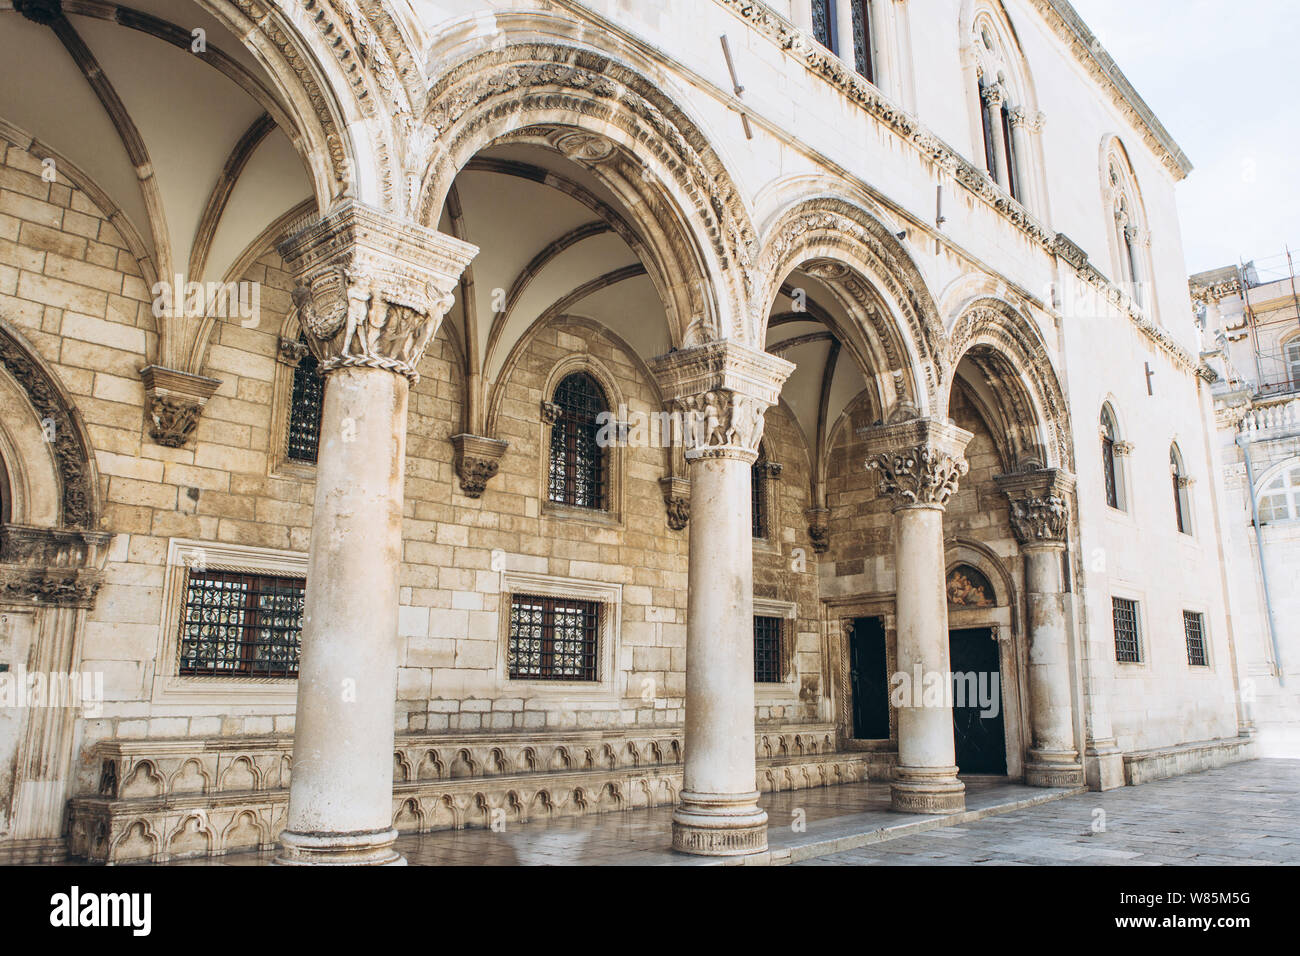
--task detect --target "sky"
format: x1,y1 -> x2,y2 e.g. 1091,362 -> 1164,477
1069,0 -> 1300,275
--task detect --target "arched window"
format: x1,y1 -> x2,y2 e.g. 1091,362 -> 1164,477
968,13 -> 1033,205
1170,444 -> 1191,534
1100,405 -> 1123,510
751,445 -> 769,539
1103,145 -> 1151,311
286,335 -> 325,464
547,372 -> 608,510
0,451 -> 10,525
1258,463 -> 1300,523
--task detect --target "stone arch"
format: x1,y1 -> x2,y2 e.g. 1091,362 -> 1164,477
944,538 -> 1017,610
414,34 -> 758,346
0,321 -> 101,530
944,296 -> 1073,471
755,196 -> 947,415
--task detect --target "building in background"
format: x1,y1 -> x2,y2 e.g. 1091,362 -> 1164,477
1196,253 -> 1300,754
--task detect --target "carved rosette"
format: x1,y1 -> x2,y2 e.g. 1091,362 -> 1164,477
277,201 -> 478,385
805,508 -> 830,554
859,418 -> 973,511
450,434 -> 509,498
995,468 -> 1074,547
139,365 -> 221,449
649,342 -> 794,464
659,476 -> 690,531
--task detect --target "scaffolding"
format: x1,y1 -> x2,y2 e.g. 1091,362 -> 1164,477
1237,246 -> 1300,397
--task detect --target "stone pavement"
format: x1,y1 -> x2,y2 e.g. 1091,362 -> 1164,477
795,758 -> 1300,866
164,758 -> 1298,866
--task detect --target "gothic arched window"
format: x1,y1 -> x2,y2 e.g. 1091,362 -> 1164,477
969,13 -> 1033,205
1100,405 -> 1123,510
1170,444 -> 1191,534
547,373 -> 608,510
286,336 -> 325,464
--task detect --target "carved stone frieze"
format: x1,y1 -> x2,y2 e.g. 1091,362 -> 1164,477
140,366 -> 221,449
995,468 -> 1075,546
859,418 -> 973,510
450,434 -> 509,498
0,524 -> 113,608
277,201 -> 477,384
649,342 -> 794,462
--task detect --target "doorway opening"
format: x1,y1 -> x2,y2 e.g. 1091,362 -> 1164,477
948,627 -> 1007,774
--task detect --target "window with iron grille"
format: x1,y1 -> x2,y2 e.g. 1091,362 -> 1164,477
811,0 -> 836,53
1183,611 -> 1208,666
850,0 -> 874,82
508,594 -> 600,681
1101,407 -> 1120,509
754,615 -> 784,683
178,569 -> 304,677
751,452 -> 768,539
547,373 -> 608,510
287,338 -> 325,463
1112,596 -> 1141,663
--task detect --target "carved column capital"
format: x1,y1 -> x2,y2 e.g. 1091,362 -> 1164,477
858,417 -> 973,511
981,83 -> 1005,108
450,434 -> 508,498
139,365 -> 221,448
1112,440 -> 1135,457
649,341 -> 794,464
277,201 -> 478,385
994,468 -> 1074,546
659,476 -> 690,531
277,337 -> 309,367
540,400 -> 562,425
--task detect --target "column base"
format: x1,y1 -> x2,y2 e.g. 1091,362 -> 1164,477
1025,749 -> 1085,788
671,791 -> 768,856
1083,740 -> 1126,792
275,828 -> 406,866
891,766 -> 965,814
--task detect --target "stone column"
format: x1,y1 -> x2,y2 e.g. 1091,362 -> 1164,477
274,201 -> 476,865
982,84 -> 1009,187
996,468 -> 1085,788
650,342 -> 794,856
861,417 -> 972,814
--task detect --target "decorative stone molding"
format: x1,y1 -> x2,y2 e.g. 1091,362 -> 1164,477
805,507 -> 830,553
994,468 -> 1074,546
277,201 -> 477,384
659,476 -> 690,531
139,365 -> 221,448
0,322 -> 98,528
859,418 -> 973,510
649,342 -> 794,462
756,460 -> 784,480
1112,440 -> 1135,457
0,524 -> 113,608
450,434 -> 509,498
540,400 -> 562,425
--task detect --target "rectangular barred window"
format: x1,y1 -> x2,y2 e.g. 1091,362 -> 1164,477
753,615 -> 784,683
286,345 -> 325,463
1112,596 -> 1141,663
508,594 -> 600,681
178,569 -> 304,677
1184,611 -> 1208,666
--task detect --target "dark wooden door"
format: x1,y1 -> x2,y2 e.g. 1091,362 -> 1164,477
948,628 -> 1007,774
849,617 -> 890,740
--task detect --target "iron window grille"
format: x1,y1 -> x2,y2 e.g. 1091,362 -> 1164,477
508,594 -> 600,681
850,0 -> 874,83
812,0 -> 836,53
1112,596 -> 1142,663
1101,411 -> 1120,509
178,569 -> 304,677
287,338 -> 325,463
752,453 -> 769,539
754,615 -> 784,683
1183,611 -> 1208,666
547,373 -> 608,510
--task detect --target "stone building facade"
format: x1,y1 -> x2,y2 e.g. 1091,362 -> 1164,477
0,0 -> 1252,864
1195,258 -> 1300,756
